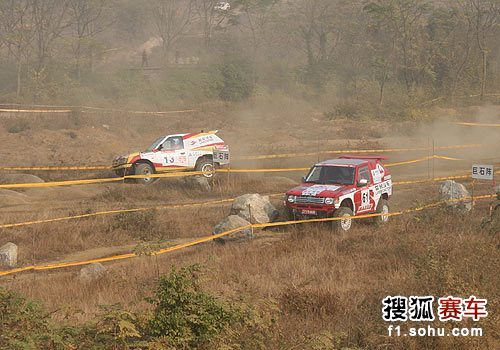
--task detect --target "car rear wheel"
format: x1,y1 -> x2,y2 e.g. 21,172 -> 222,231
134,163 -> 156,185
195,158 -> 215,178
373,199 -> 390,225
333,207 -> 354,232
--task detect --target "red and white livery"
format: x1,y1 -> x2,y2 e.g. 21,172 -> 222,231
284,155 -> 392,231
112,130 -> 229,184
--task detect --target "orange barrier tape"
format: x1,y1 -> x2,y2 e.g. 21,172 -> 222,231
386,155 -> 463,167
0,109 -> 72,113
235,144 -> 482,160
0,143 -> 479,171
0,175 -> 471,230
0,155 -> 476,189
0,194 -> 493,278
0,104 -> 198,115
0,198 -> 238,229
453,122 -> 500,127
0,225 -> 249,277
0,170 -> 209,189
0,165 -> 110,171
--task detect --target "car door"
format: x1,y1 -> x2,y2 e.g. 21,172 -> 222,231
354,165 -> 374,214
159,136 -> 188,168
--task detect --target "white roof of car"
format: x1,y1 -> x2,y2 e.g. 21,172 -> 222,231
317,158 -> 367,166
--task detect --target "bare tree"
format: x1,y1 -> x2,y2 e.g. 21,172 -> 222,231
233,0 -> 279,83
68,0 -> 111,79
463,0 -> 500,100
30,0 -> 71,73
364,0 -> 432,94
0,0 -> 34,99
292,0 -> 340,68
195,0 -> 227,49
151,0 -> 194,65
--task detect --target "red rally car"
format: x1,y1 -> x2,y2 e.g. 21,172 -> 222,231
284,155 -> 392,231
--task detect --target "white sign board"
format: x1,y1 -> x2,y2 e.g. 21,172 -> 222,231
213,150 -> 230,165
471,164 -> 494,180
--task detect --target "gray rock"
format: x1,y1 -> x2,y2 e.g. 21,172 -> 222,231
180,175 -> 211,192
230,193 -> 279,224
78,262 -> 107,282
0,242 -> 18,267
439,180 -> 472,211
213,215 -> 253,243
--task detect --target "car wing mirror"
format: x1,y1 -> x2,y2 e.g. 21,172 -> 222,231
358,178 -> 368,186
301,176 -> 306,182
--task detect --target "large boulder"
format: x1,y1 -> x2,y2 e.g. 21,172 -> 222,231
439,180 -> 472,212
213,215 -> 253,243
180,175 -> 211,192
78,262 -> 107,282
230,193 -> 279,224
0,242 -> 18,267
0,173 -> 44,185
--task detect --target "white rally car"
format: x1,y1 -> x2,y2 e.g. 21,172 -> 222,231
112,130 -> 229,184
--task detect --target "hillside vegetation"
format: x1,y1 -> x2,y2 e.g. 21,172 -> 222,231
0,0 -> 499,116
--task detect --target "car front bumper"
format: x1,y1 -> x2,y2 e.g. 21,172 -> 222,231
111,163 -> 133,170
285,203 -> 336,217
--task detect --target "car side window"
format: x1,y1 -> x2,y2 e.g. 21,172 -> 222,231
161,136 -> 184,151
358,166 -> 370,183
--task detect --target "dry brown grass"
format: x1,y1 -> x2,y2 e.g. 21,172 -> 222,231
2,203 -> 498,349
0,174 -> 294,265
0,104 -> 498,349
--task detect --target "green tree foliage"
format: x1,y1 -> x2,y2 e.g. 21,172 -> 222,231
0,288 -> 67,349
0,265 -> 274,349
217,56 -> 254,101
0,0 -> 499,111
146,264 -> 242,348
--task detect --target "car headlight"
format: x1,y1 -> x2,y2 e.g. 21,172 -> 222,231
324,197 -> 334,205
287,195 -> 296,203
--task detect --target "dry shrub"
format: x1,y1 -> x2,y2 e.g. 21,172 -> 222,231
109,210 -> 163,241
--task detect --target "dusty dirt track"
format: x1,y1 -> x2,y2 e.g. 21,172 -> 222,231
0,103 -> 498,331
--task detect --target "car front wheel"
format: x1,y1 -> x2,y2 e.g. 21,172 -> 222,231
134,163 -> 156,185
373,199 -> 390,225
195,158 -> 215,178
333,207 -> 354,232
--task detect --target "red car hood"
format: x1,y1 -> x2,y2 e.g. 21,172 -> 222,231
287,183 -> 354,197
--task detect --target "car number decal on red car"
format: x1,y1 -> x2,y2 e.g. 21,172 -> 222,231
302,185 -> 340,196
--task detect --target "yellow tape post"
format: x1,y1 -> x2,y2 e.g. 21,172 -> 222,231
0,194 -> 493,278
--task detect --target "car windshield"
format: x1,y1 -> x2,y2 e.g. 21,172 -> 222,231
145,136 -> 165,152
304,166 -> 355,185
